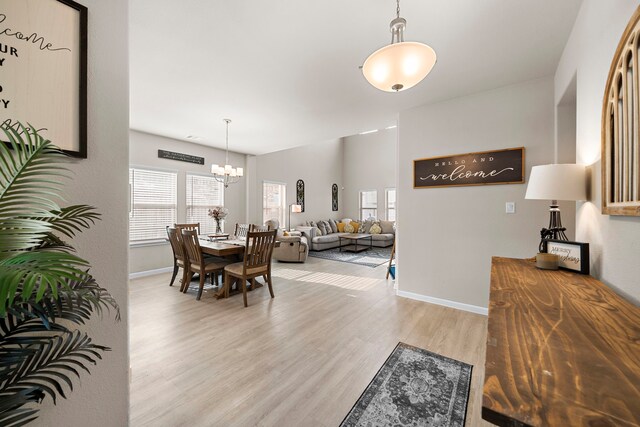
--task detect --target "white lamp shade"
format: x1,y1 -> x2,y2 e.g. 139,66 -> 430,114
224,164 -> 232,173
291,204 -> 302,213
525,164 -> 587,201
211,164 -> 219,174
236,167 -> 244,177
362,41 -> 437,92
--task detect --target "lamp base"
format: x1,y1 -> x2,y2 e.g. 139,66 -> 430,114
538,201 -> 568,252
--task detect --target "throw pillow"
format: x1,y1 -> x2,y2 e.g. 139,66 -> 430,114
344,223 -> 355,233
360,220 -> 373,234
350,221 -> 360,233
314,227 -> 323,236
328,219 -> 338,233
369,223 -> 382,234
380,220 -> 395,234
320,220 -> 331,235
337,222 -> 346,232
342,218 -> 352,225
283,230 -> 290,236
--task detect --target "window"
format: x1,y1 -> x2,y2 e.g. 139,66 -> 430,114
186,173 -> 224,233
359,190 -> 377,220
385,188 -> 396,221
129,168 -> 177,243
263,182 -> 286,226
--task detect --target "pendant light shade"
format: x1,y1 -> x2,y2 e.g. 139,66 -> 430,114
362,1 -> 437,92
362,41 -> 437,92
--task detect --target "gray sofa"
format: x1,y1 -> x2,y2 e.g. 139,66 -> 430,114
297,219 -> 395,251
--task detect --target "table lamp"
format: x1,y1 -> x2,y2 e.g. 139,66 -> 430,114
525,164 -> 586,251
288,204 -> 302,231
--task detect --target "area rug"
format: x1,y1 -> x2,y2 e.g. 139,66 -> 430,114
308,246 -> 392,268
340,343 -> 472,427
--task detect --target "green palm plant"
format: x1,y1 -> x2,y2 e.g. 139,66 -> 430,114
0,124 -> 120,426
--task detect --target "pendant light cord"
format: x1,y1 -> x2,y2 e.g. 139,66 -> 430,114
396,0 -> 400,18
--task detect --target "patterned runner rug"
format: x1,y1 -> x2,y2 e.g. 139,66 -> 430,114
340,343 -> 472,427
308,246 -> 392,268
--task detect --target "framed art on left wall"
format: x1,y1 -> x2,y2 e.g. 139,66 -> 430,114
0,0 -> 88,158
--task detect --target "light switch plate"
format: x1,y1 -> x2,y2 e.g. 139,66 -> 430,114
506,202 -> 516,214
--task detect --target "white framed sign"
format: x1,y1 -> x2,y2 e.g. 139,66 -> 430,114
0,0 -> 88,157
543,240 -> 590,275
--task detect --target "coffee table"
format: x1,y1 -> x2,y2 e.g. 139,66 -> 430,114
339,233 -> 373,253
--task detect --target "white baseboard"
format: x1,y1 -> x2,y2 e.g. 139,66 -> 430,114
129,266 -> 174,280
396,290 -> 488,316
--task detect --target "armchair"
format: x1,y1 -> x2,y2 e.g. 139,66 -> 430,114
265,219 -> 309,263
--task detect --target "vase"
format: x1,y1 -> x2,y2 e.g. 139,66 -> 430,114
215,219 -> 223,234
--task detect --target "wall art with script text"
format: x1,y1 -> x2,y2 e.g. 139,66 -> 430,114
0,0 -> 88,158
158,150 -> 204,165
414,147 -> 525,188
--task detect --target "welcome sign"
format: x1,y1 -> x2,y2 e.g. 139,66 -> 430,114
0,0 -> 87,157
414,147 -> 525,188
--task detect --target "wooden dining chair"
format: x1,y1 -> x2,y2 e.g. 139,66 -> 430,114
181,229 -> 230,300
249,224 -> 269,232
234,223 -> 250,239
224,230 -> 277,307
166,227 -> 187,287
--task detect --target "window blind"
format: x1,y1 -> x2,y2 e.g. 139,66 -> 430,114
386,188 -> 396,221
186,174 -> 224,233
263,182 -> 286,226
129,168 -> 177,242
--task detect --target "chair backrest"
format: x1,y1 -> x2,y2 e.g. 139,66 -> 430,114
181,229 -> 203,267
175,223 -> 200,235
234,223 -> 250,239
250,224 -> 269,232
242,230 -> 277,275
166,227 -> 185,261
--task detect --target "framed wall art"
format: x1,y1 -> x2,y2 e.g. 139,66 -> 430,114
414,147 -> 524,189
1,0 -> 88,158
601,6 -> 640,216
332,183 -> 338,211
542,240 -> 590,275
296,179 -> 305,212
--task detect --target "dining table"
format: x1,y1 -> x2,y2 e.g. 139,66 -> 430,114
198,237 -> 279,299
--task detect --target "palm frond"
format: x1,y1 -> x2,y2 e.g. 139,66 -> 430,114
0,125 -> 68,220
0,219 -> 54,255
0,330 -> 109,409
36,205 -> 101,239
0,252 -> 90,316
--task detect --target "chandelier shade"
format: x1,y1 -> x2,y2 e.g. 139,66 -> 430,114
362,41 -> 437,92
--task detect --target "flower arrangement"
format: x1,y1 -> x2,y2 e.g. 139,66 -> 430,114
208,206 -> 228,220
208,206 -> 228,233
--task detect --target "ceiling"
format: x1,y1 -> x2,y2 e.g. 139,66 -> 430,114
130,0 -> 583,155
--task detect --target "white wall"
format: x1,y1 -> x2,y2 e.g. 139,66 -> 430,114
343,128 -> 397,221
129,130 -> 247,274
397,77 -> 557,310
555,0 -> 640,303
33,0 -> 130,425
249,139 -> 343,227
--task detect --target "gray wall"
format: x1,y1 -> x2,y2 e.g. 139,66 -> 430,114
555,0 -> 640,303
34,0 -> 130,425
397,77 -> 558,310
342,128 -> 397,220
249,139 -> 344,227
129,130 -> 247,274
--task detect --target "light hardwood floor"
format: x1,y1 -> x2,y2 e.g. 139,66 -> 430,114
130,256 -> 490,426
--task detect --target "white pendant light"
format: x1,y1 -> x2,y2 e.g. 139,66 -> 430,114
362,0 -> 437,92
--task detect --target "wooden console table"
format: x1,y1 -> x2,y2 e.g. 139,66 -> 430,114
483,257 -> 640,426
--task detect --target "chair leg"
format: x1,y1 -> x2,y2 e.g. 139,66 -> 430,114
170,260 -> 179,286
267,272 -> 274,299
196,272 -> 206,300
241,279 -> 248,307
182,271 -> 194,293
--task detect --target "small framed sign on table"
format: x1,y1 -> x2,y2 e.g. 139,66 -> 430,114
543,240 -> 590,275
1,0 -> 88,158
